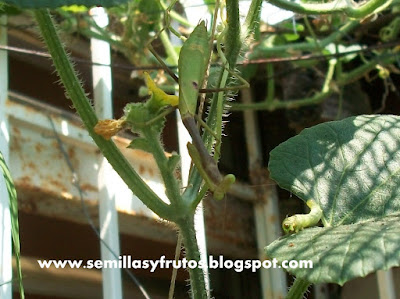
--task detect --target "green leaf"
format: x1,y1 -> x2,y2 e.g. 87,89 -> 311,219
3,0 -> 129,8
280,22 -> 304,42
61,5 -> 88,12
127,138 -> 152,153
325,43 -> 362,62
268,115 -> 400,285
266,215 -> 400,285
281,21 -> 305,32
269,115 -> 400,227
0,3 -> 22,15
124,103 -> 165,135
284,33 -> 300,42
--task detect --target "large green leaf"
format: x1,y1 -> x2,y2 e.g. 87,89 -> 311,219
2,0 -> 129,8
267,114 -> 400,285
269,114 -> 400,226
266,215 -> 400,285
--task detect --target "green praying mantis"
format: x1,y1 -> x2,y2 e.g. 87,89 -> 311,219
95,3 -> 248,200
145,19 -> 242,200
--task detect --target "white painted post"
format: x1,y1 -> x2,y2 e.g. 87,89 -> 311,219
90,7 -> 123,299
0,15 -> 12,299
377,270 -> 396,299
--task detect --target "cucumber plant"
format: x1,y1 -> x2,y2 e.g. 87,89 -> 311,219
31,1 -> 254,297
1,0 -> 398,299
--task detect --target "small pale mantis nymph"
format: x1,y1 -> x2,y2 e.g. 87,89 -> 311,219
282,199 -> 323,234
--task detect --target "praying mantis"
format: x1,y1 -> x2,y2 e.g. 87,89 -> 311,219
145,19 -> 240,200
95,1 -> 248,200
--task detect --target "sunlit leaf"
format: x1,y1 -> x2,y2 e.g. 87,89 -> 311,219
267,115 -> 400,285
266,215 -> 400,285
269,115 -> 400,226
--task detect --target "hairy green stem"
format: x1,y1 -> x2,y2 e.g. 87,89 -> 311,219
159,27 -> 179,65
268,0 -> 389,18
286,278 -> 311,299
225,0 -> 241,68
204,0 -> 242,151
159,0 -> 193,28
303,16 -> 322,53
233,48 -> 399,111
251,20 -> 360,59
142,128 -> 181,207
232,57 -> 336,111
266,63 -> 274,103
34,9 -> 175,221
337,51 -> 398,84
244,0 -> 263,35
177,216 -> 207,299
231,90 -> 333,111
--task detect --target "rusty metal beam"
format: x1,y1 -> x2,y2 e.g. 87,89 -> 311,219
12,256 -> 169,299
6,92 -> 257,258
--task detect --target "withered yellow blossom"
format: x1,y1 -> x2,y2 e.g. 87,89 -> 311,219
94,119 -> 126,140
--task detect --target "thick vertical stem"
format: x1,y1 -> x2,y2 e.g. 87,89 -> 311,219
225,0 -> 241,68
33,9 -> 174,220
286,278 -> 311,299
177,215 -> 208,299
142,127 -> 181,206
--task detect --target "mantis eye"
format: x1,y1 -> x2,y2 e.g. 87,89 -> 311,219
192,81 -> 199,89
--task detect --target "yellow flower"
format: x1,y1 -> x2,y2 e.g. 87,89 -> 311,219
144,72 -> 179,107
